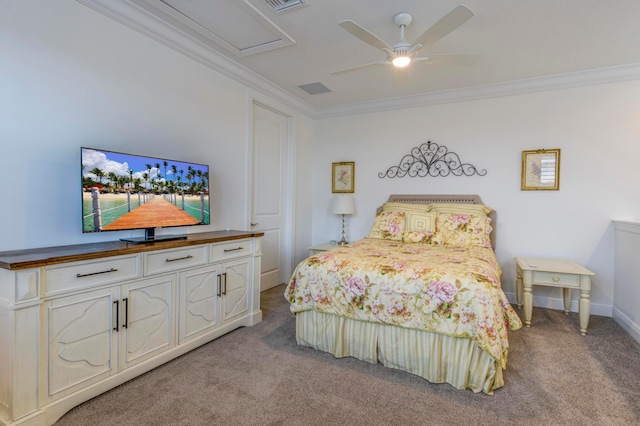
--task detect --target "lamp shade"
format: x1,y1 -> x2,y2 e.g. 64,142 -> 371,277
331,196 -> 355,215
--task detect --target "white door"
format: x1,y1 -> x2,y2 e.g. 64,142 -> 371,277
251,102 -> 291,292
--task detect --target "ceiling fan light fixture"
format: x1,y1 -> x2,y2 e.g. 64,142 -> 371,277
392,56 -> 411,68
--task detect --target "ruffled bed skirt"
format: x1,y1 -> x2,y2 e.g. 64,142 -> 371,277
295,310 -> 503,394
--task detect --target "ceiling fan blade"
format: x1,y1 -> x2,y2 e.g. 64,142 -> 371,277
413,5 -> 474,51
338,20 -> 393,51
331,60 -> 389,75
413,54 -> 478,66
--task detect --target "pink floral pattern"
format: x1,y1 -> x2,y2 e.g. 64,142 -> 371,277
434,212 -> 493,248
285,238 -> 522,368
368,211 -> 406,240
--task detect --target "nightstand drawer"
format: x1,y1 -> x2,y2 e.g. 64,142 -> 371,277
532,271 -> 580,287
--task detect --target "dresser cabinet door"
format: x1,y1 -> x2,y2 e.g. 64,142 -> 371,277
120,275 -> 176,369
220,258 -> 251,325
178,265 -> 220,344
47,287 -> 118,400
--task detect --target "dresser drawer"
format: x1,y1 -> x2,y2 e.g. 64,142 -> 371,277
210,239 -> 252,261
45,255 -> 141,296
532,271 -> 580,287
144,245 -> 208,276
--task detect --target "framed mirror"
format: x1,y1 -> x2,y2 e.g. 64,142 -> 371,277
521,149 -> 560,190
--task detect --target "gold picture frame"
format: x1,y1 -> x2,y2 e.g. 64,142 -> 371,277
521,149 -> 561,190
332,162 -> 355,193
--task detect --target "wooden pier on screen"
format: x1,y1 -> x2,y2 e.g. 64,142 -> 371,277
102,197 -> 200,230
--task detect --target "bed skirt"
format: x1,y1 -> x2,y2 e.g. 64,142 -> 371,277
295,310 -> 503,394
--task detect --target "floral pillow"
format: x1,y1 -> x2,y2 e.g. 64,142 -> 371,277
435,212 -> 493,248
368,211 -> 406,240
402,230 -> 443,245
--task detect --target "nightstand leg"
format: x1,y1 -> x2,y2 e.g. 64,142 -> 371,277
562,288 -> 572,315
579,290 -> 591,336
579,276 -> 591,336
516,270 -> 523,308
523,283 -> 533,327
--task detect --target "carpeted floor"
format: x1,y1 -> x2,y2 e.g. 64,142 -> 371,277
54,284 -> 640,426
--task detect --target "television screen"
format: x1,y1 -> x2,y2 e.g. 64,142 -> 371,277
81,147 -> 210,242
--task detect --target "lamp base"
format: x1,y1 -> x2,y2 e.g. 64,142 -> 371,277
338,214 -> 349,245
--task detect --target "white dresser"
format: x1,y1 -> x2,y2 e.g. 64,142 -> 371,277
0,231 -> 263,426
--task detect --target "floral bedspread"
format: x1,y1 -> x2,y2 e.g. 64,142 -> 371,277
285,238 -> 522,368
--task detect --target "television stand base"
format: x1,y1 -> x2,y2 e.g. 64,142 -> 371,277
120,234 -> 187,244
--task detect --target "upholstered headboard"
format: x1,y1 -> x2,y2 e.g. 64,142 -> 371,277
377,194 -> 497,248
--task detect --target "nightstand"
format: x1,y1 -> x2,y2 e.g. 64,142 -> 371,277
308,242 -> 339,256
515,257 -> 595,335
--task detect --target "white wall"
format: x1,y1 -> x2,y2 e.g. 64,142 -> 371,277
3,1 -> 639,317
312,81 -> 640,316
0,1 -> 313,257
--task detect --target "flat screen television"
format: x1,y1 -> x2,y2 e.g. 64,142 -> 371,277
81,147 -> 210,243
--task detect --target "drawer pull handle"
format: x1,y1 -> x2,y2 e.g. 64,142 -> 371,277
113,300 -> 119,332
224,247 -> 244,253
77,268 -> 118,278
553,276 -> 560,282
222,272 -> 227,295
165,255 -> 194,262
122,297 -> 129,329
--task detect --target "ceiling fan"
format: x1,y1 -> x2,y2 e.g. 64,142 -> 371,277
332,5 -> 476,75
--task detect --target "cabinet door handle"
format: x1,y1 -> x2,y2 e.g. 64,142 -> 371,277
552,276 -> 560,282
250,223 -> 258,227
217,274 -> 222,297
113,300 -> 119,332
223,247 -> 243,253
222,272 -> 227,295
165,255 -> 193,262
77,268 -> 118,278
122,297 -> 129,329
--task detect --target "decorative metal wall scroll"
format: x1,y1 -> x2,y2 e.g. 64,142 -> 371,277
378,141 -> 487,179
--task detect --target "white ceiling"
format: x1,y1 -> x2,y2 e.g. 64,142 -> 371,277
81,0 -> 640,116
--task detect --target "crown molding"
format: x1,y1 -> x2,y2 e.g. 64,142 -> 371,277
76,1 -> 640,120
314,63 -> 640,119
76,0 -> 316,118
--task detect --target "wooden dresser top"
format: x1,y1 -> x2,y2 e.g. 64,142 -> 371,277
0,230 -> 264,270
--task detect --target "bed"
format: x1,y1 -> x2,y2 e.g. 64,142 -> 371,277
284,194 -> 522,394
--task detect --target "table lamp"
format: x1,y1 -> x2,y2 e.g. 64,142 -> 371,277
331,196 -> 355,245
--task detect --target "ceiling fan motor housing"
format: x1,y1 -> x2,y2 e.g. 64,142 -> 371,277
393,12 -> 413,27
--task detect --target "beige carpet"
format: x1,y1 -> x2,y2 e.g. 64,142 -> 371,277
54,285 -> 640,426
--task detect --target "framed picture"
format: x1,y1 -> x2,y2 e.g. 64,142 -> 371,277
521,149 -> 561,190
332,162 -> 355,193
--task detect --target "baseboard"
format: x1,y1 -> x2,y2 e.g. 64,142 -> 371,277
612,307 -> 640,344
504,291 -> 612,317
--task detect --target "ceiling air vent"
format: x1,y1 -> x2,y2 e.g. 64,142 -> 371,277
265,0 -> 307,14
298,82 -> 331,95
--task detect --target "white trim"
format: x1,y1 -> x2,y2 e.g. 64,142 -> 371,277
314,63 -> 640,118
75,0 -> 315,118
247,97 -> 295,289
612,220 -> 640,234
504,291 -> 612,318
76,1 -> 640,119
612,307 -> 640,344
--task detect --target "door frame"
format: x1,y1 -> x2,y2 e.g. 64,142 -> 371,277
246,97 -> 295,290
